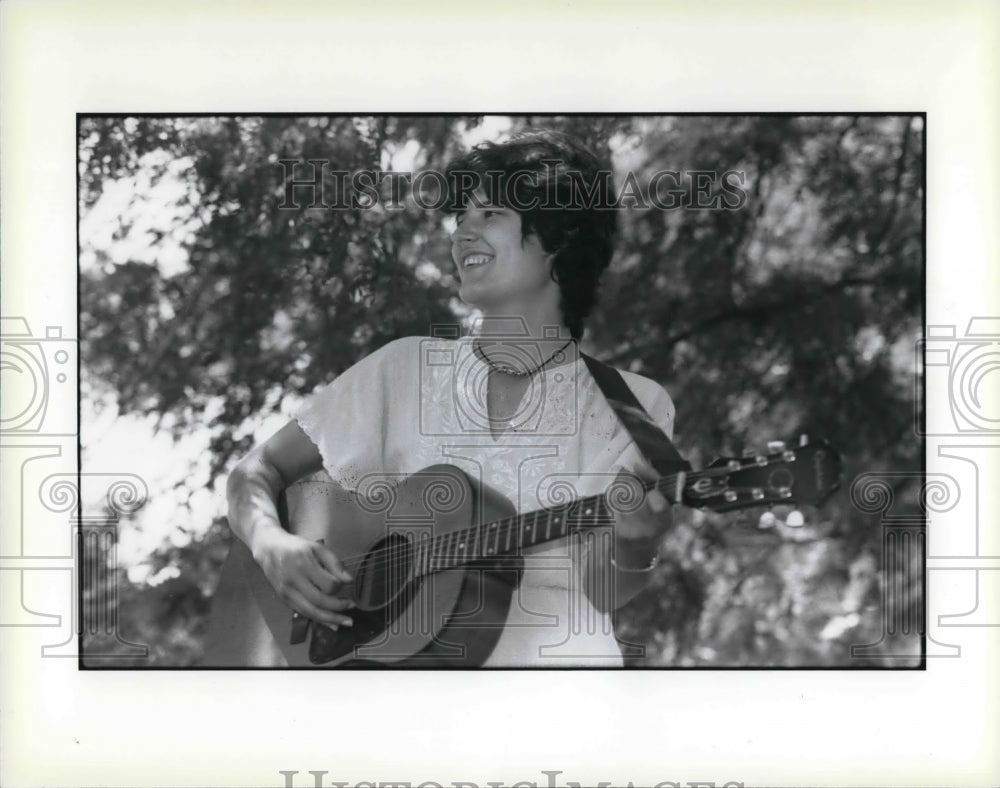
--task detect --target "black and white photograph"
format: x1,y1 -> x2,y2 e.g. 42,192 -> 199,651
78,114 -> 923,669
2,3 -> 998,787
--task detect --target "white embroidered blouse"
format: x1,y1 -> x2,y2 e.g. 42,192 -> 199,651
294,336 -> 676,666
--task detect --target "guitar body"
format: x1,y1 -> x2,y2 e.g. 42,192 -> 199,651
203,439 -> 843,667
203,465 -> 523,668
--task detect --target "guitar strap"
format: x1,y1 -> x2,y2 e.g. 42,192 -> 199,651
581,353 -> 691,476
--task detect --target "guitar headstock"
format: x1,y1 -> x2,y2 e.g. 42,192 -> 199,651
681,436 -> 842,513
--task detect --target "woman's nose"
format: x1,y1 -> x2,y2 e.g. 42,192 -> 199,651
451,213 -> 482,241
452,225 -> 477,243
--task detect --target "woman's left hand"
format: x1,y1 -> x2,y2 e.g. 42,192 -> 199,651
609,464 -> 673,547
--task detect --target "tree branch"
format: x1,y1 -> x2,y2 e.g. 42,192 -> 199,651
659,271 -> 908,350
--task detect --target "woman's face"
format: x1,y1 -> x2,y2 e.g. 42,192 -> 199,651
450,199 -> 555,313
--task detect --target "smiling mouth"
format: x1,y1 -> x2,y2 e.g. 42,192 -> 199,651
462,253 -> 494,268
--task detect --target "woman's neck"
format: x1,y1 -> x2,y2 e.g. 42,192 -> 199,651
475,302 -> 570,343
472,311 -> 575,374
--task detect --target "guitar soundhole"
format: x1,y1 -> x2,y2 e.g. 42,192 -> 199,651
356,534 -> 413,610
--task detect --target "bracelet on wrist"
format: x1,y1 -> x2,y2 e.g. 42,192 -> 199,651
610,551 -> 660,572
610,536 -> 661,572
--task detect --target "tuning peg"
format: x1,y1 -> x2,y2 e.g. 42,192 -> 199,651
758,511 -> 776,528
785,510 -> 805,527
767,440 -> 786,453
799,434 -> 809,447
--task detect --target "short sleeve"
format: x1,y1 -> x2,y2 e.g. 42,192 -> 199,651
619,369 -> 677,441
293,337 -> 420,490
594,369 -> 678,479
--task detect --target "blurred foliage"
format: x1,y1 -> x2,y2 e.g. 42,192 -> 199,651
79,115 -> 924,667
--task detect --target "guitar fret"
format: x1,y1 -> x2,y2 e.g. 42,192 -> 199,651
448,530 -> 458,568
568,502 -> 579,528
504,518 -> 512,554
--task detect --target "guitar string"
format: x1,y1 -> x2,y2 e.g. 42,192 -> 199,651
326,463 -> 770,579
314,463 -> 760,582
325,470 -> 683,576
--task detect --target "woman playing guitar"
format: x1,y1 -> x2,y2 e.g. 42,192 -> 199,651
221,130 -> 679,667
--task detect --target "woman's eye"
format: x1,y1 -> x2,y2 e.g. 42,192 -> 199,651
454,208 -> 502,227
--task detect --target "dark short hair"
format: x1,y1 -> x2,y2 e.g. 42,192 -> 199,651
443,129 -> 617,340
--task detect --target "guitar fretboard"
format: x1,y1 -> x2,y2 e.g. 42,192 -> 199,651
400,441 -> 836,576
412,493 -> 616,576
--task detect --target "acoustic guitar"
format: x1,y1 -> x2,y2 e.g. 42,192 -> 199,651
203,438 -> 841,667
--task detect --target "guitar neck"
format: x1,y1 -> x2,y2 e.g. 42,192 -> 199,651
409,438 -> 842,576
413,491 -> 612,577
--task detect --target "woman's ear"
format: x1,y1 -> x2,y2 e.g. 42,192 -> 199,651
547,248 -> 562,283
544,246 -> 562,280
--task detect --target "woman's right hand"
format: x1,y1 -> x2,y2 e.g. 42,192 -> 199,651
251,527 -> 355,629
227,420 -> 354,628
